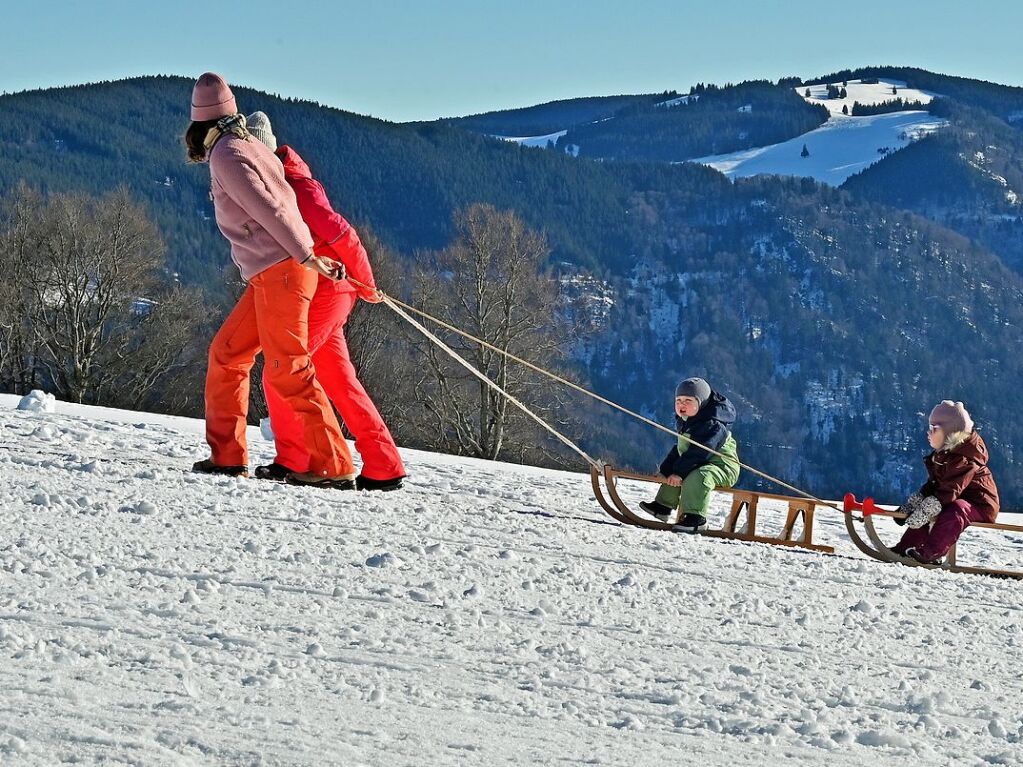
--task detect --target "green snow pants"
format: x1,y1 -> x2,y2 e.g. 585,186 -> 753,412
654,461 -> 741,519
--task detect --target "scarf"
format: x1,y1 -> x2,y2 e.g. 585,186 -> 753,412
203,113 -> 250,156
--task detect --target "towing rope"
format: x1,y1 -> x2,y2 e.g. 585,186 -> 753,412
382,296 -> 599,468
354,278 -> 843,513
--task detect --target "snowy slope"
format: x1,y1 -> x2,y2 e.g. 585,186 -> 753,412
689,78 -> 947,186
802,79 -> 937,117
656,94 -> 698,108
493,130 -> 568,148
3,394 -> 1023,765
690,111 -> 947,187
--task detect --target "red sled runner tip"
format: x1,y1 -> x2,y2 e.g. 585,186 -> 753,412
844,493 -> 880,516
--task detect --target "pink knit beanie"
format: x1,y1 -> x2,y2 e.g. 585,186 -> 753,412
191,72 -> 238,121
929,400 -> 974,434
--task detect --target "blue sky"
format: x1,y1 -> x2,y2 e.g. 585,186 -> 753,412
2,0 -> 1021,122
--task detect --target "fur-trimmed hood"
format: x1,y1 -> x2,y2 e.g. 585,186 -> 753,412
936,429 -> 988,465
940,429 -> 973,453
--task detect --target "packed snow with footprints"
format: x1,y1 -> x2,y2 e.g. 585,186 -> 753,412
2,393 -> 1023,766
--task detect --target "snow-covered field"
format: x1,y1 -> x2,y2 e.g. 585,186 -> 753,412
3,393 -> 1023,766
493,130 -> 567,148
690,78 -> 947,186
657,94 -> 698,109
690,111 -> 947,186
802,79 -> 937,117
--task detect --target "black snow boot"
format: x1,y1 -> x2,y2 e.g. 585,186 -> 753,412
254,462 -> 294,482
675,513 -> 708,534
356,474 -> 405,492
192,458 -> 248,478
192,460 -> 247,478
905,547 -> 944,566
639,500 -> 674,520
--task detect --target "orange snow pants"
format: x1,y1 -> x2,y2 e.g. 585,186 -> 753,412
204,258 -> 354,477
262,281 -> 405,480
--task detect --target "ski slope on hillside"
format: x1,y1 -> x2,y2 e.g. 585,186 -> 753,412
689,78 -> 946,186
2,394 -> 1023,765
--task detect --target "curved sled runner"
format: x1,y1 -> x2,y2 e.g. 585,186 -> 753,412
844,494 -> 1023,580
590,464 -> 629,524
591,464 -> 834,554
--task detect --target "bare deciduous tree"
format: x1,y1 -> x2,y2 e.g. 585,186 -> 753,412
405,204 -> 576,465
0,186 -> 207,410
0,186 -> 46,393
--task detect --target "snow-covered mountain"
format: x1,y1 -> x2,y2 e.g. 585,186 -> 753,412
477,78 -> 955,186
690,79 -> 947,185
4,393 -> 1023,765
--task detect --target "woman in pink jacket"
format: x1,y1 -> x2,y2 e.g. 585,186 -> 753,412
185,73 -> 356,489
245,111 -> 406,491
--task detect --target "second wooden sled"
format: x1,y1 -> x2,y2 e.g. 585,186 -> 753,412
591,464 -> 834,554
844,494 -> 1023,580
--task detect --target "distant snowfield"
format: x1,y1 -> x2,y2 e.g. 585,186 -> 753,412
493,130 -> 568,148
657,94 -> 698,109
689,79 -> 947,186
802,79 -> 938,117
691,111 -> 947,186
3,394 -> 1023,765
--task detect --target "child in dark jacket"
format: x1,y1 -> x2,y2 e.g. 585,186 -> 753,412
640,378 -> 741,533
893,400 -> 999,564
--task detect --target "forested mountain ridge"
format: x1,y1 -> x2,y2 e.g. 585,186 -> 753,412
2,74 -> 1022,506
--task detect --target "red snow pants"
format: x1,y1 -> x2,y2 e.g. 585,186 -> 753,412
262,279 -> 405,480
205,259 -> 354,477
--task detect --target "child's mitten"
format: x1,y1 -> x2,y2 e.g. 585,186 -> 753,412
894,493 -> 922,526
906,495 -> 942,529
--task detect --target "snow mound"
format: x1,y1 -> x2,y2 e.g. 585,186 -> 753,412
17,390 -> 56,413
259,415 -> 275,441
2,393 -> 1023,765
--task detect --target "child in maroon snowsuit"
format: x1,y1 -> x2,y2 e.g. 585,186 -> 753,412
892,400 -> 999,564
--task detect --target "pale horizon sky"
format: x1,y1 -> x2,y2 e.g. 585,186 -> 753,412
2,1 -> 1022,122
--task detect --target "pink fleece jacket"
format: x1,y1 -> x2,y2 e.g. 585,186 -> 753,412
208,133 -> 313,281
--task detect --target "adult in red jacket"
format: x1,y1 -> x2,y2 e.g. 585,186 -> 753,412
247,112 -> 406,491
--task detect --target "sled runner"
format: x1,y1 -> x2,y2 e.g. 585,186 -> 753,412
843,494 -> 1023,579
591,464 -> 834,554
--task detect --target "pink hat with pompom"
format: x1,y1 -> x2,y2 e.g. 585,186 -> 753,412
191,72 -> 237,121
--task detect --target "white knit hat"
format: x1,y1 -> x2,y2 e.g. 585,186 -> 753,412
245,111 -> 277,152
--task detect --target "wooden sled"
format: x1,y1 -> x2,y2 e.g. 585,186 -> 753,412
844,494 -> 1023,580
591,464 -> 834,554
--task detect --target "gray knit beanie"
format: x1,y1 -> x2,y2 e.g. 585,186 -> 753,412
245,111 -> 277,152
675,377 -> 711,407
